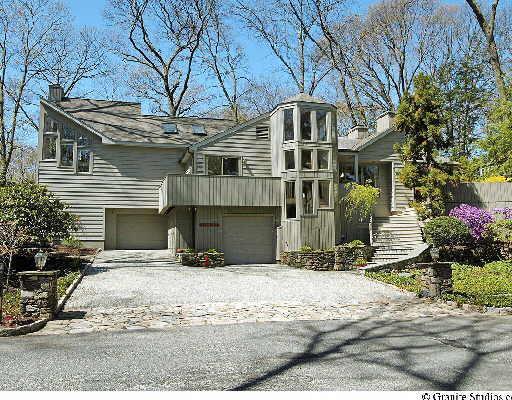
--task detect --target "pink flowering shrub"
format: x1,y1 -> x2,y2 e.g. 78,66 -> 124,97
494,207 -> 512,220
448,204 -> 494,241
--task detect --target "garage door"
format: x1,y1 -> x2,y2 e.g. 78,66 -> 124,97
222,215 -> 274,264
116,214 -> 168,250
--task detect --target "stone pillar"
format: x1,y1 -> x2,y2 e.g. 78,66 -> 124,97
18,271 -> 58,320
421,263 -> 453,298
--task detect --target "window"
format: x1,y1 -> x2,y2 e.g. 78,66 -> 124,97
301,149 -> 312,170
223,157 -> 239,176
285,181 -> 296,219
339,154 -> 357,183
44,115 -> 58,132
207,156 -> 222,175
207,155 -> 240,176
256,125 -> 269,140
283,109 -> 294,141
359,165 -> 379,187
302,181 -> 314,215
317,149 -> 329,170
62,125 -> 75,141
317,111 -> 327,141
192,125 -> 206,135
319,181 -> 330,208
284,150 -> 295,170
77,149 -> 91,173
163,123 -> 178,134
77,135 -> 89,147
42,134 -> 57,160
60,143 -> 74,167
300,110 -> 311,140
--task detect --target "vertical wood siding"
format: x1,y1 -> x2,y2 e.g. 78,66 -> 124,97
445,183 -> 512,212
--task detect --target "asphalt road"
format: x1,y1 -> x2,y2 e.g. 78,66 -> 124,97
2,315 -> 512,390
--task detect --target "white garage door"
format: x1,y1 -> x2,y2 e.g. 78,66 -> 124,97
222,215 -> 274,264
116,214 -> 168,250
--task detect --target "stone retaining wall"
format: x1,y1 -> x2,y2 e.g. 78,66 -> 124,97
176,252 -> 224,268
420,263 -> 453,297
18,271 -> 58,319
280,245 -> 373,271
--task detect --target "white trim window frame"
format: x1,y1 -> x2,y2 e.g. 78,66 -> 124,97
301,179 -> 315,216
283,149 -> 296,171
76,134 -> 93,174
299,108 -> 313,142
42,132 -> 58,160
317,180 -> 331,209
284,180 -> 298,220
283,107 -> 295,142
316,109 -> 329,142
206,155 -> 242,176
316,148 -> 330,171
300,148 -> 313,171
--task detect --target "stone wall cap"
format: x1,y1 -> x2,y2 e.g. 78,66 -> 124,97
18,270 -> 59,276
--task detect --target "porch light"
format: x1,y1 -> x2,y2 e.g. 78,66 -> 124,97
34,251 -> 48,271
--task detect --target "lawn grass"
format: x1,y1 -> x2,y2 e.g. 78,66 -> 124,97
367,260 -> 512,308
366,270 -> 423,294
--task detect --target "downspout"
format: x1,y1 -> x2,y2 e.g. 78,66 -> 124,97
192,207 -> 197,250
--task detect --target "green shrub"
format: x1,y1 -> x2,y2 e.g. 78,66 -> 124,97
484,220 -> 512,242
424,216 -> 472,247
298,245 -> 313,253
61,236 -> 82,249
207,248 -> 219,254
366,271 -> 423,294
0,182 -> 78,245
449,261 -> 512,307
1,289 -> 20,318
343,183 -> 380,221
57,271 -> 81,298
347,240 -> 365,247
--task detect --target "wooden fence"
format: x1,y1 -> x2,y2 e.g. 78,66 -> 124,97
445,183 -> 512,212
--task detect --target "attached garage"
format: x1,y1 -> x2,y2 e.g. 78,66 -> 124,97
222,215 -> 275,264
105,209 -> 168,250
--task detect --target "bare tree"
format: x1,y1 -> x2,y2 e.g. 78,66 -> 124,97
0,0 -> 69,186
201,8 -> 248,122
234,0 -> 332,96
6,142 -> 37,182
465,0 -> 507,98
106,0 -> 215,116
35,26 -> 111,97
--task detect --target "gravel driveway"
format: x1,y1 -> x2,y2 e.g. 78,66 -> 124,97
67,250 -> 412,310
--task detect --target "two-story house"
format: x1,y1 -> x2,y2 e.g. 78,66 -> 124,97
38,85 -> 416,264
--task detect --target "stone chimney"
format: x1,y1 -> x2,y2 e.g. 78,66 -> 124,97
376,111 -> 395,134
48,84 -> 64,102
347,125 -> 369,139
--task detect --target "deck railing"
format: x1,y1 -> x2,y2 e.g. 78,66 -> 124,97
158,174 -> 281,213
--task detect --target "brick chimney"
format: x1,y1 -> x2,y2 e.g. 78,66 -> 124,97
376,111 -> 395,134
347,125 -> 369,139
48,84 -> 64,102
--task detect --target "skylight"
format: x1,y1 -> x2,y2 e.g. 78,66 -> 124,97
192,124 -> 206,135
162,122 -> 178,134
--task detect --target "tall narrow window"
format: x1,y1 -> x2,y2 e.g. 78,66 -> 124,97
300,110 -> 311,140
62,125 -> 75,141
285,181 -> 296,219
60,143 -> 74,167
319,181 -> 330,208
44,115 -> 58,132
42,134 -> 57,160
284,109 -> 294,141
301,149 -> 312,170
77,149 -> 91,173
284,150 -> 295,170
317,110 -> 327,141
317,149 -> 329,170
207,156 -> 222,175
302,181 -> 314,215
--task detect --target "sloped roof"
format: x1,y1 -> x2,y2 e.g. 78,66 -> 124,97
43,98 -> 236,146
338,127 -> 396,151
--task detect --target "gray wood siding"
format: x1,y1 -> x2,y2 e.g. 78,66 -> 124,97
445,183 -> 512,212
38,123 -> 185,243
160,175 -> 281,210
358,131 -> 405,162
393,162 -> 414,209
194,206 -> 280,252
195,123 -> 271,176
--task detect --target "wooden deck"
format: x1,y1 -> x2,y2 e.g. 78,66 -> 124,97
159,174 -> 281,213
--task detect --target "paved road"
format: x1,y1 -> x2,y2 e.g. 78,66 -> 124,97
67,250 -> 412,309
2,316 -> 512,390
